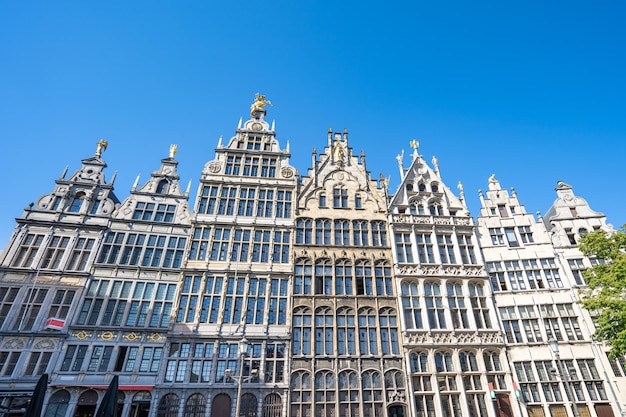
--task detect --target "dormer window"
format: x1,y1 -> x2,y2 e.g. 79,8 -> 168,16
418,183 -> 426,192
333,188 -> 348,208
319,193 -> 327,208
431,184 -> 439,193
156,180 -> 170,194
355,194 -> 363,209
570,207 -> 578,217
498,205 -> 508,218
406,184 -> 413,192
69,192 -> 86,213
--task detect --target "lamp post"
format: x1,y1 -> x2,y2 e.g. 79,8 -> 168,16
225,337 -> 258,417
548,338 -> 581,417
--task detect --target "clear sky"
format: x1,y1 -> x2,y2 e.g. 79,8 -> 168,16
1,1 -> 625,245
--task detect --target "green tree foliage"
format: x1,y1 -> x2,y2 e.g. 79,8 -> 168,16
579,226 -> 626,358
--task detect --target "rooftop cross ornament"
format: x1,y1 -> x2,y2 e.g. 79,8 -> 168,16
250,93 -> 272,115
95,139 -> 108,157
169,144 -> 178,158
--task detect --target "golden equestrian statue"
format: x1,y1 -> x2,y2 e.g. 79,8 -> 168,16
95,139 -> 108,157
250,93 -> 272,114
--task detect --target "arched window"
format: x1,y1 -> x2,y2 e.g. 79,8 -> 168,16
44,390 -> 70,417
431,183 -> 439,193
156,180 -> 170,194
355,259 -> 372,295
459,351 -> 479,372
434,351 -> 454,372
294,258 -> 312,295
446,282 -> 468,329
335,259 -> 353,295
334,219 -> 350,245
428,202 -> 443,216
469,283 -> 492,329
262,393 -> 282,417
483,351 -> 502,372
384,369 -> 405,390
290,371 -> 311,417
336,307 -> 356,355
401,281 -> 422,329
240,393 -> 257,417
293,306 -> 312,355
375,260 -> 393,296
314,258 -> 332,295
338,371 -> 359,417
410,352 -> 429,373
315,219 -> 331,244
296,218 -> 313,244
157,393 -> 180,417
319,192 -> 327,208
379,307 -> 399,354
315,306 -> 334,355
425,282 -> 446,329
314,371 -> 335,417
361,370 -> 383,417
418,183 -> 426,192
358,307 -> 378,355
183,393 -> 206,417
352,220 -> 369,246
69,192 -> 86,213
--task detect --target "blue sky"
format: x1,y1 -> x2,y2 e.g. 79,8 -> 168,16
1,1 -> 625,245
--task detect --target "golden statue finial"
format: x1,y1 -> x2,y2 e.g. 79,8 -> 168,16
169,144 -> 178,158
250,93 -> 272,114
409,140 -> 419,151
95,139 -> 108,157
488,174 -> 497,184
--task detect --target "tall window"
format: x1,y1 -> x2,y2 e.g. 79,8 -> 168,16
505,228 -> 519,247
362,371 -> 384,417
355,260 -> 372,295
296,218 -> 313,244
335,259 -> 353,295
415,233 -> 434,263
209,228 -> 230,261
424,282 -> 446,329
336,307 -> 356,355
217,187 -> 237,215
13,288 -> 48,331
379,307 -> 399,355
199,275 -> 223,324
314,371 -> 335,417
41,236 -> 70,269
334,220 -> 350,245
293,307 -> 312,355
315,307 -> 334,355
371,221 -> 387,246
290,371 -> 312,417
268,278 -> 288,325
447,282 -> 468,329
315,219 -> 331,245
177,276 -> 202,323
437,234 -> 456,264
238,188 -> 256,216
272,231 -> 290,263
257,190 -> 274,217
314,259 -> 332,295
252,230 -> 271,262
519,225 -> 534,243
401,281 -> 422,329
469,283 -> 491,329
198,185 -> 218,214
294,259 -> 312,295
13,233 -> 45,268
395,233 -> 413,263
245,277 -> 266,325
339,371 -> 360,417
489,228 -> 504,245
276,191 -> 292,218
333,188 -> 348,208
358,307 -> 378,355
374,260 -> 393,296
67,237 -> 96,270
457,234 -> 476,264
189,227 -> 211,261
352,220 -> 369,246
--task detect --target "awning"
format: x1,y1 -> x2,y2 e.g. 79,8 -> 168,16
51,384 -> 153,391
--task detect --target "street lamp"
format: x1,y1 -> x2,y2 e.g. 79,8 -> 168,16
225,338 -> 258,417
548,338 -> 581,417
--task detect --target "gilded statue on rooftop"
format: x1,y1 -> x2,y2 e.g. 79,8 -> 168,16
250,93 -> 272,114
169,144 -> 178,158
95,139 -> 108,157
